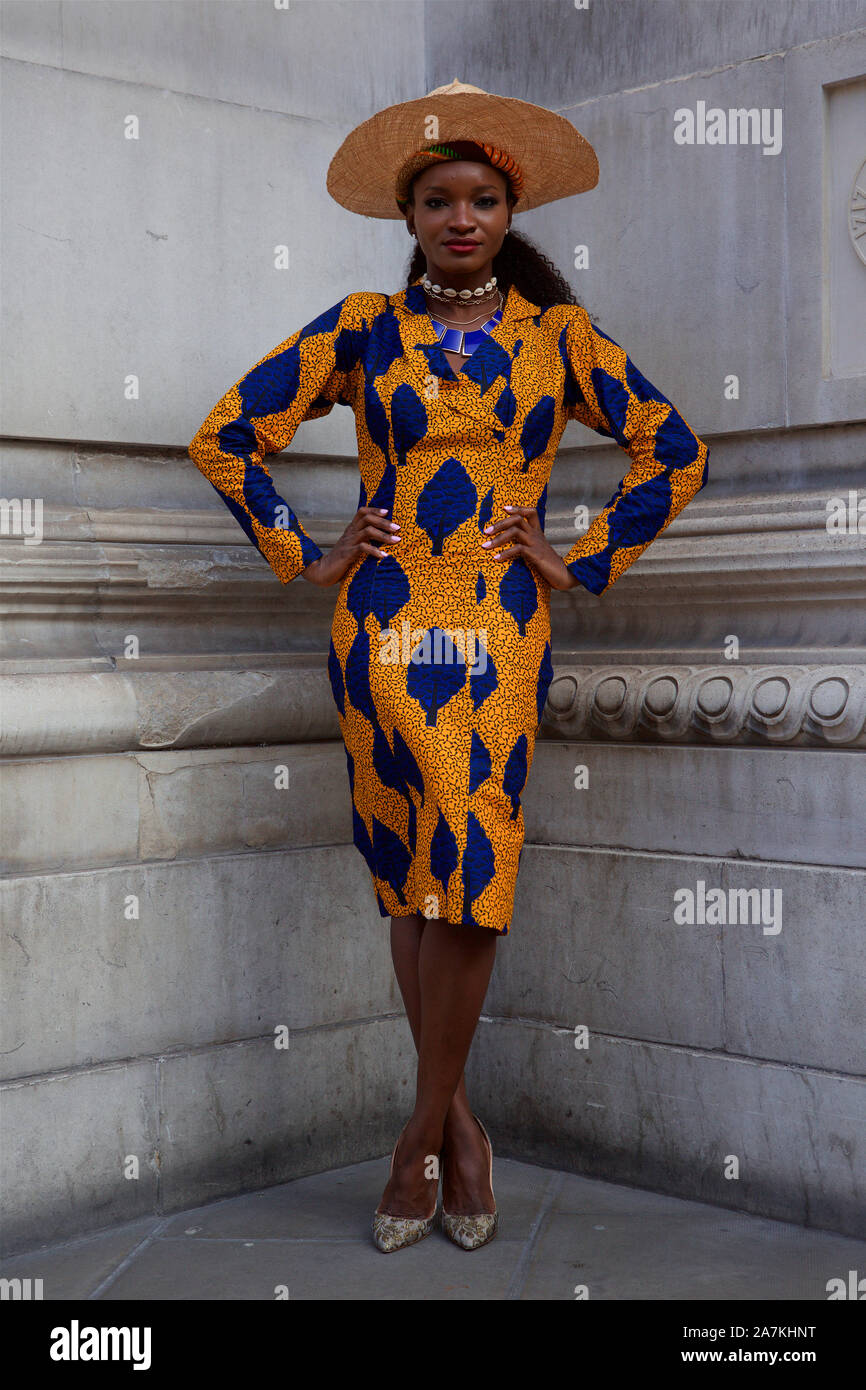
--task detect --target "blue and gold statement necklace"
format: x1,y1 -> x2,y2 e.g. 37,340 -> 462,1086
424,282 -> 504,359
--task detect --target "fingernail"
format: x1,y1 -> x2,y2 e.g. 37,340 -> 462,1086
504,505 -> 515,511
484,526 -> 493,534
481,540 -> 491,548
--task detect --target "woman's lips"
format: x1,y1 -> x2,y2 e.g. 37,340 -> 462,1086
443,241 -> 480,253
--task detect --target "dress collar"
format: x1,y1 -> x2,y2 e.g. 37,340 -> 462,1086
388,275 -> 541,324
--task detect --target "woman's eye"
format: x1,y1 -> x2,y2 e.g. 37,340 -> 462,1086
424,196 -> 499,209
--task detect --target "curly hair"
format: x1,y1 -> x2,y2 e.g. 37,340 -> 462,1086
402,176 -> 596,318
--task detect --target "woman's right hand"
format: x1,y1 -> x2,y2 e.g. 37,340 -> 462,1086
301,507 -> 400,586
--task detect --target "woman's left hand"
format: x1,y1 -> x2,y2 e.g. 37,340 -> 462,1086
482,505 -> 580,591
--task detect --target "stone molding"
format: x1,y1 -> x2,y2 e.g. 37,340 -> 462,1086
542,664 -> 866,747
2,658 -> 864,756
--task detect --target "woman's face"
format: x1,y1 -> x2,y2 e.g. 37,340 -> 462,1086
406,160 -> 512,281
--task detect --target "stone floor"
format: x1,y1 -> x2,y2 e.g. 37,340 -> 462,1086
4,1157 -> 864,1301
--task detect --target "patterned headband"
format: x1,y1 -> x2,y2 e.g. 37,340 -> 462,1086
395,140 -> 525,210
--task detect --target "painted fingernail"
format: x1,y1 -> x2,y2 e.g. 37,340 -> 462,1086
484,526 -> 493,534
481,540 -> 491,548
504,505 -> 515,511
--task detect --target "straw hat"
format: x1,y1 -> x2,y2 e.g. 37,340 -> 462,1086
326,78 -> 599,219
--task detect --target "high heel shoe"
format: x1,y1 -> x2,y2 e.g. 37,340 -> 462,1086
372,1123 -> 439,1254
442,1114 -> 498,1251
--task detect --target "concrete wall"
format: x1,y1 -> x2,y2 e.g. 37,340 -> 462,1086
1,0 -> 864,1255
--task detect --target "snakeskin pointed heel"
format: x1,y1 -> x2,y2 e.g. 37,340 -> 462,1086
372,1123 -> 439,1254
442,1114 -> 498,1251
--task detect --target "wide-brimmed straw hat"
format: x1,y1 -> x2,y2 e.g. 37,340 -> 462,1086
326,78 -> 599,220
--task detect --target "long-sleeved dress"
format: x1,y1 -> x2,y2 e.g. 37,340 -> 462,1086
188,277 -> 709,934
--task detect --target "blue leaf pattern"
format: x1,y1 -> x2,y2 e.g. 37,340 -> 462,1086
499,559 -> 538,636
392,727 -> 425,804
502,734 -> 528,819
372,815 -> 410,906
344,627 -> 377,723
415,457 -> 477,556
366,312 -> 404,381
468,730 -> 492,794
461,813 -> 495,928
364,381 -> 391,462
535,641 -> 553,727
494,383 -> 516,428
469,637 -> 498,710
589,367 -> 630,446
369,555 -> 411,629
519,396 -> 555,470
461,338 -> 512,396
391,383 -> 427,466
346,554 -> 379,623
430,809 -> 458,893
406,627 -> 467,727
372,726 -> 406,795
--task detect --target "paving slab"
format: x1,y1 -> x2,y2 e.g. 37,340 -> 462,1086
157,1156 -> 555,1244
524,1176 -> 866,1300
0,1217 -> 161,1300
100,1227 -> 526,1302
2,1156 -> 863,1301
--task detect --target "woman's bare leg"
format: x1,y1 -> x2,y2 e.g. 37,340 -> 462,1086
389,915 -> 487,1151
380,913 -> 497,1218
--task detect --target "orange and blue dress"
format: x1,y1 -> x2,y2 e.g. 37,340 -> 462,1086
188,277 -> 709,934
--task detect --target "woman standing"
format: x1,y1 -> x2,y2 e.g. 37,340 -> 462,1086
188,81 -> 709,1255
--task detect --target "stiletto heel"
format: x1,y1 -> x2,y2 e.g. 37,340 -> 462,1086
442,1114 -> 498,1251
372,1122 -> 439,1253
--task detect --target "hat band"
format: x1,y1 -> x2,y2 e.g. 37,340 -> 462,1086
395,141 -> 525,209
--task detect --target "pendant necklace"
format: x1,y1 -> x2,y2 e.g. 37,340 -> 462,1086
426,290 -> 504,359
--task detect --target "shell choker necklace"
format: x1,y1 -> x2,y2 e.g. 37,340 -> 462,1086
422,275 -> 498,303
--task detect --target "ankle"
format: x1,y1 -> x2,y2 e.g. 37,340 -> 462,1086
444,1096 -> 475,1131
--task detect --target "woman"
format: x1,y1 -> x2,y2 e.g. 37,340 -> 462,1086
187,81 -> 709,1255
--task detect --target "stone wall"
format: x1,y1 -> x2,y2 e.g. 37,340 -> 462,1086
1,2 -> 864,1255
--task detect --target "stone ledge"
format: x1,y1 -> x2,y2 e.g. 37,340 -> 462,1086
0,662 -> 338,755
2,516 -> 864,595
1,487 -> 855,547
2,659 -> 864,754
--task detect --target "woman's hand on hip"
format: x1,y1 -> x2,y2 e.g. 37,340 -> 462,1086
482,505 -> 580,591
301,507 -> 400,586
